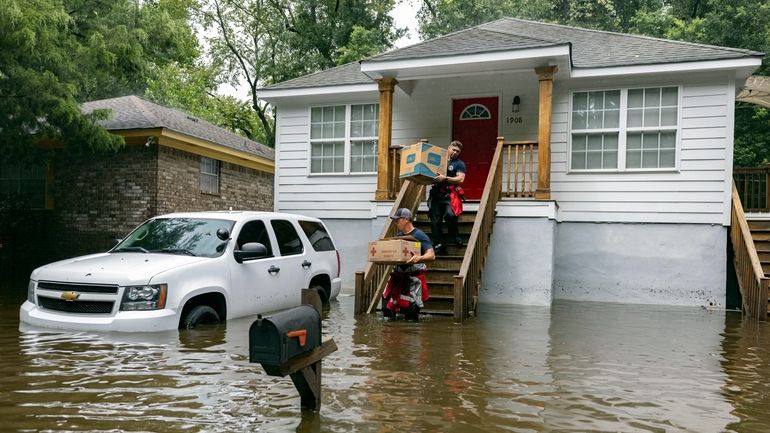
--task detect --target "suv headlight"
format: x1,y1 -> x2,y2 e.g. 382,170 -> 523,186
27,280 -> 36,304
120,284 -> 167,311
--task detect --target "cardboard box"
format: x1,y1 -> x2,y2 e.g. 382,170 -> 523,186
399,142 -> 447,185
367,239 -> 421,264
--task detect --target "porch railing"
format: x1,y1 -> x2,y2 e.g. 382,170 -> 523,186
730,182 -> 769,320
734,166 -> 770,212
386,145 -> 404,200
452,137 -> 505,322
502,141 -> 538,198
353,179 -> 426,315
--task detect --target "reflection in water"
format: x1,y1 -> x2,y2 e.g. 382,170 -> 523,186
721,313 -> 770,433
1,284 -> 770,433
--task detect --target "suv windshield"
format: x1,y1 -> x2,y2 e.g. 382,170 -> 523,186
113,218 -> 235,258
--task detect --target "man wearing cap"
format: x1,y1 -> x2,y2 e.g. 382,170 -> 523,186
382,208 -> 435,320
429,140 -> 466,255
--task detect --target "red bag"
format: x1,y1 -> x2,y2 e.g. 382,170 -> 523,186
449,186 -> 464,216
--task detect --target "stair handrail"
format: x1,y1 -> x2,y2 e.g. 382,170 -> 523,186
452,137 -> 506,322
354,179 -> 426,315
730,182 -> 769,320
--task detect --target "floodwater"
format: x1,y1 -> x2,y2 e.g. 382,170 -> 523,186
1,282 -> 769,433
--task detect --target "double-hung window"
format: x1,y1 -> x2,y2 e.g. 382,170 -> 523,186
200,157 -> 220,194
570,86 -> 679,171
310,104 -> 378,174
0,160 -> 47,208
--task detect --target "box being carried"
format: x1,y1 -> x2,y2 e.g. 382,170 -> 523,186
367,239 -> 421,264
399,142 -> 447,185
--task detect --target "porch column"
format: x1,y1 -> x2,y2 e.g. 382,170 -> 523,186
535,66 -> 557,200
375,77 -> 397,201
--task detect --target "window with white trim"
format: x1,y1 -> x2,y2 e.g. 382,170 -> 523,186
310,104 -> 378,174
570,86 -> 679,171
200,157 -> 220,194
460,104 -> 491,120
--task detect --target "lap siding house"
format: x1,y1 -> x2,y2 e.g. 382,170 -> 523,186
259,18 -> 764,308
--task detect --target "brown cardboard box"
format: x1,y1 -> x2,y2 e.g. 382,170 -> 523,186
399,142 -> 448,185
367,239 -> 421,264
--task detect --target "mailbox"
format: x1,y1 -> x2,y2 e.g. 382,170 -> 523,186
249,305 -> 321,376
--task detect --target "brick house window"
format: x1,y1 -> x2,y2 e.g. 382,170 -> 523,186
0,160 -> 46,208
200,157 -> 220,194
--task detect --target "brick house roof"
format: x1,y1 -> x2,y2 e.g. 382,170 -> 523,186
82,95 -> 274,160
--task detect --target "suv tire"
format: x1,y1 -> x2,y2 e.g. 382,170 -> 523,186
181,305 -> 220,329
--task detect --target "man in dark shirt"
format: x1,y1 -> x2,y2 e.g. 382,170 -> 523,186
382,207 -> 435,320
429,140 -> 466,254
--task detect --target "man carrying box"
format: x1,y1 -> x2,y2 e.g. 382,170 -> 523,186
382,208 -> 435,320
429,140 -> 466,255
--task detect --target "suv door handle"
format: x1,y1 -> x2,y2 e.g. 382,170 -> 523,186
268,265 -> 280,274
302,260 -> 312,268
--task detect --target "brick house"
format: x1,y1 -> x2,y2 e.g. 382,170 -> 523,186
0,95 -> 274,277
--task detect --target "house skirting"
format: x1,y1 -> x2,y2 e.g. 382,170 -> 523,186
327,212 -> 726,308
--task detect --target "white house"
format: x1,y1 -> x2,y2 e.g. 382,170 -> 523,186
258,18 -> 764,309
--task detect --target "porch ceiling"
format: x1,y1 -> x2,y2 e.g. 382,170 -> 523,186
737,75 -> 770,108
360,45 -> 571,81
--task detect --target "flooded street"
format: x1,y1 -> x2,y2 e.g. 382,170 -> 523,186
1,282 -> 770,433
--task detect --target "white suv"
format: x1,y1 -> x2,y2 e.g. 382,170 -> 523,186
20,211 -> 342,332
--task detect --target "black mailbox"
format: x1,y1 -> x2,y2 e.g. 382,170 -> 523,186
249,305 -> 321,376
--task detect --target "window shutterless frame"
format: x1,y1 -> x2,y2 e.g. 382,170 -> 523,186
308,103 -> 379,175
567,86 -> 682,173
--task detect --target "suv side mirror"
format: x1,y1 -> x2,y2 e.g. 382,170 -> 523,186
216,228 -> 230,241
234,242 -> 269,263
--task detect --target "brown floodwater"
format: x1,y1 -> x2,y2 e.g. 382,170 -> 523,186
1,280 -> 769,433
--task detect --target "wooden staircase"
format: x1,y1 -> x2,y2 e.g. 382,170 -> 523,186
413,210 -> 476,315
730,184 -> 770,321
745,219 -> 770,316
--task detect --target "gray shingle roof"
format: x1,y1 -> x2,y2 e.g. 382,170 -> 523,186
262,61 -> 373,90
82,95 -> 274,160
263,17 -> 763,91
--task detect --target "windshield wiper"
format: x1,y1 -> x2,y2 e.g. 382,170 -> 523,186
113,246 -> 149,253
154,248 -> 197,256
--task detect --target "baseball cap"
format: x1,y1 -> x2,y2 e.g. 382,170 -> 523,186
390,208 -> 413,220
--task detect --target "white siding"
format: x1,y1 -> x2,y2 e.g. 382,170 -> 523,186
273,71 -> 737,225
551,73 -> 734,224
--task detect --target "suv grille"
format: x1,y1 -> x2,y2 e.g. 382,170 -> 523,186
38,281 -> 118,294
38,297 -> 115,314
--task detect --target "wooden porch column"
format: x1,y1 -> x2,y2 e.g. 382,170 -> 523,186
535,66 -> 557,200
375,77 -> 397,201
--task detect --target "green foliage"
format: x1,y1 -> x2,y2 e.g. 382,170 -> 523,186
199,0 -> 403,146
0,0 -> 200,159
145,62 -> 270,145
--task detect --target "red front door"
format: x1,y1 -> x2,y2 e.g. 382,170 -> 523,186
451,97 -> 499,200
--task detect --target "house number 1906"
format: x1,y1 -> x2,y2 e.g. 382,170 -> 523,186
506,116 -> 523,124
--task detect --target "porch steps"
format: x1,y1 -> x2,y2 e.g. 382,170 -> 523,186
413,210 -> 476,315
746,220 -> 770,316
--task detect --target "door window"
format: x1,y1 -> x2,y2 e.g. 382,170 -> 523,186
271,220 -> 304,256
236,220 -> 273,257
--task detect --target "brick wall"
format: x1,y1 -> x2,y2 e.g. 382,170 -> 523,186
49,144 -> 160,258
18,144 -> 273,273
156,146 -> 273,213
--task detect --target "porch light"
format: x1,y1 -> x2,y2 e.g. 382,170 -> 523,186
512,96 -> 521,113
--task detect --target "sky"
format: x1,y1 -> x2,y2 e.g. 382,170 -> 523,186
391,0 -> 422,48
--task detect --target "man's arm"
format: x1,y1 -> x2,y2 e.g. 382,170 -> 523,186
434,171 -> 465,184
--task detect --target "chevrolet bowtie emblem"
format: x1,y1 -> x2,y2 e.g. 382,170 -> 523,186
60,292 -> 80,301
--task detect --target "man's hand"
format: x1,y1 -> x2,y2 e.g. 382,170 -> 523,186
434,174 -> 446,183
406,252 -> 420,265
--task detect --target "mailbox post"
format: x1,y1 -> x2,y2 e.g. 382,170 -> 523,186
249,292 -> 337,412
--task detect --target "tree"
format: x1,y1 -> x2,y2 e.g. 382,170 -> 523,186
0,0 -> 200,160
199,0 -> 403,146
145,62 -> 269,145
